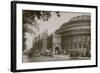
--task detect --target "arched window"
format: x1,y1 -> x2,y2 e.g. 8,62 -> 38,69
70,44 -> 72,49
74,43 -> 76,49
79,43 -> 81,48
84,43 -> 87,48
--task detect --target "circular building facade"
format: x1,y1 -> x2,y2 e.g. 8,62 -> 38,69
55,15 -> 91,57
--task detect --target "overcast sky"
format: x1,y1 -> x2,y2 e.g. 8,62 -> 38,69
38,12 -> 89,35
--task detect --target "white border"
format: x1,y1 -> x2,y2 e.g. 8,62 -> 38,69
16,3 -> 96,70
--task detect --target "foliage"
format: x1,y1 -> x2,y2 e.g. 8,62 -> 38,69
22,10 -> 60,51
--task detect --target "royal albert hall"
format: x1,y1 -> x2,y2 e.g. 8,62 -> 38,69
56,15 -> 91,57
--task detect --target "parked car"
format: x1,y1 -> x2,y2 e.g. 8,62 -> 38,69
44,49 -> 53,56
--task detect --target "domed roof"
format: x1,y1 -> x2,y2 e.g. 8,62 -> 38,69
69,15 -> 91,22
61,15 -> 91,28
55,15 -> 91,35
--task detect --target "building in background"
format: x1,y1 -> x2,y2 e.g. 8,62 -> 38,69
31,15 -> 91,57
56,15 -> 91,57
32,30 -> 61,56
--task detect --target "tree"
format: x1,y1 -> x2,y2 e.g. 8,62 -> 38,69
22,10 -> 60,51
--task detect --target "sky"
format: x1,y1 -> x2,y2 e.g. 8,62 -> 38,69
25,11 -> 90,50
38,12 -> 85,35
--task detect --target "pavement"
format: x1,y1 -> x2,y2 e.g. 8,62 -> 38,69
22,54 -> 90,63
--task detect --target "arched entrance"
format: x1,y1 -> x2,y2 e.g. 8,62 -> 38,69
55,47 -> 61,55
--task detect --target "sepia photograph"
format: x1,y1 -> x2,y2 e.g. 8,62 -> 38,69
11,1 -> 97,72
22,10 -> 91,63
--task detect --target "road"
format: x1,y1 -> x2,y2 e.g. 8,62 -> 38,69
22,55 -> 90,63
